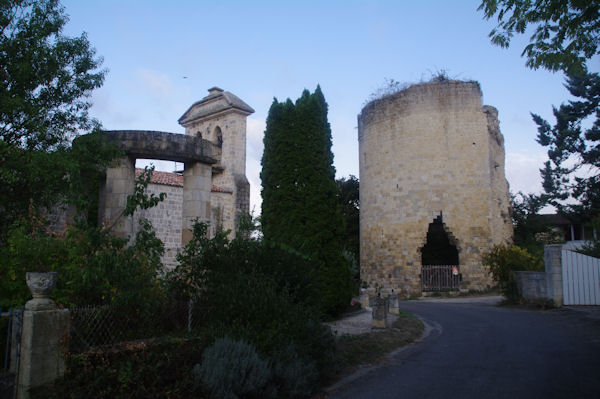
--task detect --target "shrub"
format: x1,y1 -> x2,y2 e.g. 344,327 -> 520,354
194,337 -> 270,399
269,344 -> 319,399
166,221 -> 336,392
483,245 -> 543,302
33,338 -> 206,399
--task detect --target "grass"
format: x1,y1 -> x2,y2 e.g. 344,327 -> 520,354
327,311 -> 424,382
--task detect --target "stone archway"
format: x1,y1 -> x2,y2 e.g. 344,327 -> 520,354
420,213 -> 461,292
421,213 -> 459,266
97,130 -> 219,244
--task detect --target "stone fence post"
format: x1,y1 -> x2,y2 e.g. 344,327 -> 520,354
544,244 -> 563,306
17,273 -> 69,399
371,294 -> 387,329
388,290 -> 400,315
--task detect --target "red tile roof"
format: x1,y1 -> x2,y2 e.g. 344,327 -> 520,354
135,168 -> 232,193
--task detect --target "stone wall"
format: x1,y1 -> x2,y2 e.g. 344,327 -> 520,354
514,271 -> 547,300
133,181 -> 183,270
358,80 -> 513,296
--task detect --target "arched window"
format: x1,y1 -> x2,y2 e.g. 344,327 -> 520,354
215,126 -> 223,147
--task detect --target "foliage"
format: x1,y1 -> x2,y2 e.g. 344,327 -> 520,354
260,86 -> 354,316
33,338 -> 206,399
0,0 -> 111,238
166,221 -> 336,394
0,132 -> 121,239
0,0 -> 105,150
336,175 -> 360,269
483,245 -> 543,302
364,78 -> 408,104
194,337 -> 271,399
510,192 -> 562,257
478,0 -> 600,74
0,166 -> 165,309
533,71 -> 600,221
576,231 -> 600,258
268,344 -> 318,399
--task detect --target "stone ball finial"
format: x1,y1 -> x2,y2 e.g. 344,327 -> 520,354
208,86 -> 224,95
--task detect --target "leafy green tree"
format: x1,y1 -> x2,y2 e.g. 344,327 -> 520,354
533,71 -> 600,218
0,0 -> 107,237
478,0 -> 600,74
0,166 -> 166,309
0,0 -> 105,150
261,87 -> 354,316
480,1 -> 600,230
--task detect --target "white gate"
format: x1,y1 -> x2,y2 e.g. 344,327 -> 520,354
561,250 -> 600,305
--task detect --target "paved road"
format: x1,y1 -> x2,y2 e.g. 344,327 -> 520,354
327,299 -> 600,399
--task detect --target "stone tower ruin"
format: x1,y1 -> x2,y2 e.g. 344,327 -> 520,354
358,80 -> 512,296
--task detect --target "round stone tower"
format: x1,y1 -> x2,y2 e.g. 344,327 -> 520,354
358,80 -> 512,296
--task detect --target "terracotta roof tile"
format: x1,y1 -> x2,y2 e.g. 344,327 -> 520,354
135,168 -> 183,187
135,168 -> 233,193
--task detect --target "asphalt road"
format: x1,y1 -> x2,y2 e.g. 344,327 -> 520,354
327,298 -> 600,399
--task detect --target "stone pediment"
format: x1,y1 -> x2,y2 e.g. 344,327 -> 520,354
178,87 -> 254,126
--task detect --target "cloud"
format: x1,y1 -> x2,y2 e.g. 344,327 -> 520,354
137,68 -> 174,98
89,89 -> 138,129
505,150 -> 547,194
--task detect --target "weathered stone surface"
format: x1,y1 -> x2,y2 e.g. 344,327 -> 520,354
102,130 -> 218,164
545,245 -> 563,305
17,309 -> 69,399
515,271 -> 548,300
182,162 -> 212,245
371,295 -> 387,329
388,290 -> 400,315
358,81 -> 512,297
98,156 -> 135,238
180,88 -> 253,238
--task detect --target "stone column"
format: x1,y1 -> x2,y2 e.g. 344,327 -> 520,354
388,289 -> 400,315
17,274 -> 69,399
182,161 -> 212,245
371,294 -> 387,329
545,244 -> 563,306
98,156 -> 135,238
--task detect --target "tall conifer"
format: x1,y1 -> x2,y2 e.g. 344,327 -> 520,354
261,86 -> 353,316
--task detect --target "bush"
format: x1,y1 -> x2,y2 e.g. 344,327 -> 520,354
33,338 -> 206,399
166,221 -> 336,394
269,344 -> 319,399
194,337 -> 270,399
483,245 -> 543,302
0,219 -> 165,309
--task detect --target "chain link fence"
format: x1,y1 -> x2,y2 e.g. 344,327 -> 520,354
69,300 -> 208,353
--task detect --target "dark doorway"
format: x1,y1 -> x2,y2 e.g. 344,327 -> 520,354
421,213 -> 458,265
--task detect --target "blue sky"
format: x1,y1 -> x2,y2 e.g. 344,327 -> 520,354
61,0 -> 588,214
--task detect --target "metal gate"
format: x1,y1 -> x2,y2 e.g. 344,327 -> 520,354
421,265 -> 461,292
1,308 -> 22,399
562,250 -> 600,305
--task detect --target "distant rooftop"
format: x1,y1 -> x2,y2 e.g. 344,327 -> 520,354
135,168 -> 232,194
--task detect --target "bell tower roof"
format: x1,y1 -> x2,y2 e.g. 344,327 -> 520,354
178,87 -> 254,126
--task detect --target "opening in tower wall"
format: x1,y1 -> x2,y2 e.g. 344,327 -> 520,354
421,214 -> 459,266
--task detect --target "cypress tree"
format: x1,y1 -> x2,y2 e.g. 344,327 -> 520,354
261,86 -> 353,316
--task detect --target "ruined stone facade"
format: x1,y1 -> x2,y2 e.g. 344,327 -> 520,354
99,88 -> 253,269
358,81 -> 512,296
